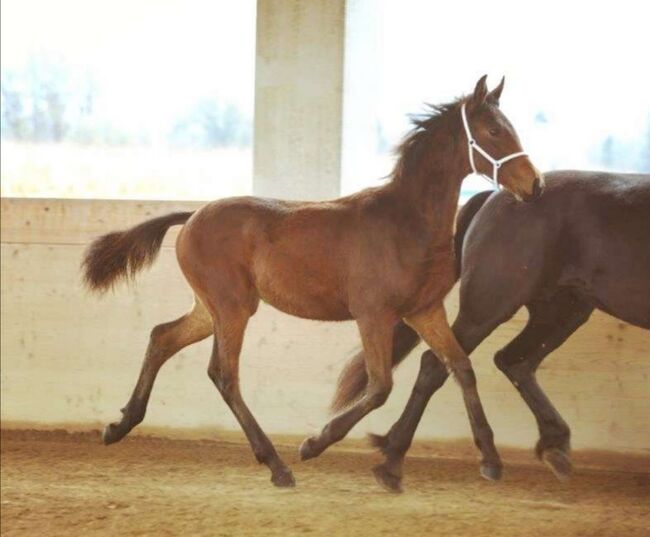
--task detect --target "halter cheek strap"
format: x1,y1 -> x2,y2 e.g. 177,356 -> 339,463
461,103 -> 528,189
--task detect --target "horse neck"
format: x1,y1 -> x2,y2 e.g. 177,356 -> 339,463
390,129 -> 467,243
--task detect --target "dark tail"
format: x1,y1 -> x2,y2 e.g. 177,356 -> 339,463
82,211 -> 194,293
330,190 -> 493,414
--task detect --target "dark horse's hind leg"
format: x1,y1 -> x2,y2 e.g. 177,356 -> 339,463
370,349 -> 448,492
494,289 -> 593,480
103,299 -> 213,445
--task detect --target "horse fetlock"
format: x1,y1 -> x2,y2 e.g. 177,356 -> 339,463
271,467 -> 296,488
535,428 -> 571,460
299,436 -> 322,461
252,446 -> 271,465
367,432 -> 391,456
121,401 -> 146,426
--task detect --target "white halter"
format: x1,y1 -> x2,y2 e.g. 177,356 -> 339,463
460,102 -> 528,189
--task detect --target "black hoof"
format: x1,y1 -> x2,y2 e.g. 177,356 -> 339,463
372,464 -> 403,493
299,437 -> 321,461
542,448 -> 572,481
272,468 -> 296,488
480,462 -> 503,481
102,423 -> 128,445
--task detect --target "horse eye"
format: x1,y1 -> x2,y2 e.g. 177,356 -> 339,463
489,127 -> 500,136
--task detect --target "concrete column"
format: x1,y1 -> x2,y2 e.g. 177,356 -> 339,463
254,0 -> 346,201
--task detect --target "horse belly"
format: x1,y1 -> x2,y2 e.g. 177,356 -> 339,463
253,255 -> 352,321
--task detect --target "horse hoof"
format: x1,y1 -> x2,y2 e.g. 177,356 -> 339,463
480,462 -> 502,481
299,437 -> 319,461
372,464 -> 403,493
102,423 -> 125,445
272,469 -> 296,488
542,448 -> 572,481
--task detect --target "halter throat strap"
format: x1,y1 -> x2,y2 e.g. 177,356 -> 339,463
460,102 -> 527,189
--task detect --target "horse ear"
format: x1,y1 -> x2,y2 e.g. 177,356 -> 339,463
469,75 -> 488,109
487,76 -> 505,106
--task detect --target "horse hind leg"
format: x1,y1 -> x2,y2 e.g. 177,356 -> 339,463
494,290 -> 593,480
299,314 -> 396,462
205,301 -> 295,488
103,297 -> 213,445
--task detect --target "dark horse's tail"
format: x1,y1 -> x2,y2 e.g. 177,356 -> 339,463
82,212 -> 194,293
330,190 -> 494,414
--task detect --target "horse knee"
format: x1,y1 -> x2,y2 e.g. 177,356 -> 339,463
494,349 -> 531,384
450,361 -> 477,388
367,380 -> 392,408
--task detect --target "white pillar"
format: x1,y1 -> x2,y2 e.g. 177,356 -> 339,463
253,0 -> 346,201
341,0 -> 382,195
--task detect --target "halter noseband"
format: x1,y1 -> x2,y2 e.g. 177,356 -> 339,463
460,102 -> 528,189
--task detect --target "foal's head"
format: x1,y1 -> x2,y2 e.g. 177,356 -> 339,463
461,75 -> 543,201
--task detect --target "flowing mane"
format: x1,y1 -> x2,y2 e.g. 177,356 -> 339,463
390,97 -> 466,184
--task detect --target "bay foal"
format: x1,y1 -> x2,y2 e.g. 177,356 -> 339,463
83,76 -> 541,487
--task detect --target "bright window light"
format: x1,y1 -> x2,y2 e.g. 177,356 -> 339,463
352,0 -> 650,201
1,0 -> 256,200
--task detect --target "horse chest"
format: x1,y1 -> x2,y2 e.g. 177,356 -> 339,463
402,251 -> 456,313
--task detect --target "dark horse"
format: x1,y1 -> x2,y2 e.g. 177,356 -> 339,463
333,170 -> 650,492
82,76 -> 542,487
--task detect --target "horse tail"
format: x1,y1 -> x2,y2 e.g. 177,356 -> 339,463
82,211 -> 194,293
454,190 -> 493,277
330,190 -> 493,414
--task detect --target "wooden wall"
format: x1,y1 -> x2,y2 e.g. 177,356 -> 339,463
1,198 -> 649,452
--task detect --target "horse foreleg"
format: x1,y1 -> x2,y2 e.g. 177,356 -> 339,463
405,304 -> 502,481
371,310 -> 508,491
494,291 -> 593,480
103,297 -> 213,445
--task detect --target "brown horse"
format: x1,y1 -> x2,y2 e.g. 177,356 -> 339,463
82,76 -> 542,487
333,171 -> 650,492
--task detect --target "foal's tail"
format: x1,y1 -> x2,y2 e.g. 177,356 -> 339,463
82,211 -> 194,293
330,190 -> 494,414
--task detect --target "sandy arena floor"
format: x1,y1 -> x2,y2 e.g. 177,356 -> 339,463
1,429 -> 649,537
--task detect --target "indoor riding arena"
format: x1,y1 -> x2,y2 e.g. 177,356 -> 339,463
1,1 -> 649,536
